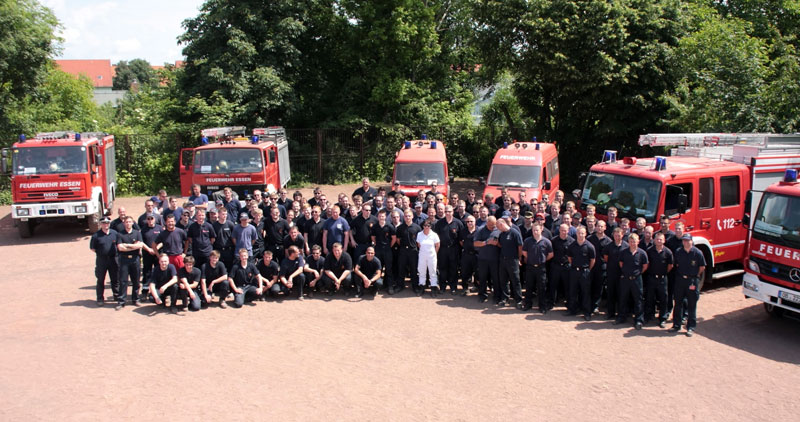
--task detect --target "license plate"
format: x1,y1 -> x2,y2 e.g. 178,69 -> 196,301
779,290 -> 800,304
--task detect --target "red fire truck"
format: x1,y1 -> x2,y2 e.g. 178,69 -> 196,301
388,136 -> 452,201
742,169 -> 800,316
179,126 -> 290,199
480,139 -> 560,201
1,131 -> 117,238
575,133 -> 800,288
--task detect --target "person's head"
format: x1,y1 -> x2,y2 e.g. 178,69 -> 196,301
559,223 -> 569,239
561,212 -> 572,227
537,202 -> 547,214
654,231 -> 665,248
391,211 -> 401,226
555,190 -> 565,202
550,203 -> 560,216
184,255 -> 195,271
145,199 -> 155,212
620,218 -> 630,230
586,204 -> 596,216
279,188 -> 288,199
484,193 -> 494,202
572,212 -> 582,226
319,194 -> 328,206
479,206 -> 489,220
313,187 -> 322,199
271,207 -> 281,221
365,246 -> 375,260
436,202 -> 445,217
287,245 -> 299,259
497,218 -> 509,232
595,219 -> 606,236
607,206 -> 618,220
209,250 -> 220,266
566,201 -> 576,213
362,177 -> 371,190
251,208 -> 263,223
518,191 -> 526,203
576,226 -> 587,242
643,226 -> 654,241
636,217 -> 646,231
486,216 -> 497,230
261,249 -> 272,264
192,183 -> 201,196
158,253 -> 169,270
146,213 -> 156,227
361,203 -> 372,217
294,191 -> 303,202
218,208 -> 228,223
445,205 -> 454,219
392,180 -> 400,191
331,204 -> 341,219
312,205 -> 322,220
503,196 -> 512,208
585,215 -> 596,231
311,244 -> 322,259
456,200 -> 466,213
373,196 -> 383,208
450,193 -> 459,204
532,222 -> 542,238
332,242 -> 343,258
430,181 -> 438,191
682,233 -> 693,250
511,204 -> 520,217
660,215 -> 671,231
239,212 -> 250,226
289,225 -> 299,238
117,207 -> 128,218
612,227 -> 623,243
224,187 -> 233,200
628,233 -> 640,250
208,209 -> 217,222
386,196 -> 395,209
180,209 -> 191,222
168,196 -> 178,209
123,215 -> 134,230
165,214 -> 176,230
466,189 -> 475,200
286,209 -> 296,221
674,221 -> 685,237
422,220 -> 432,232
378,210 -> 388,224
465,215 -> 476,229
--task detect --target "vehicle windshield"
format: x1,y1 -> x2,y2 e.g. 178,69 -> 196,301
487,164 -> 541,187
193,148 -> 263,174
12,146 -> 88,175
752,192 -> 800,249
395,162 -> 445,185
581,171 -> 661,222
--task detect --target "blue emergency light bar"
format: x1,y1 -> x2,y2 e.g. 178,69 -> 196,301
201,137 -> 209,145
404,141 -> 411,149
421,134 -> 427,140
532,136 -> 537,142
535,144 -> 540,150
602,150 -> 617,163
503,142 -> 509,149
19,134 -> 25,142
251,135 -> 259,144
75,133 -> 81,141
431,141 -> 437,149
652,156 -> 667,171
784,169 -> 798,183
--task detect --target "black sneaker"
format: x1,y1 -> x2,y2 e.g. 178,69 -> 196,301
686,329 -> 695,337
133,299 -> 142,307
430,286 -> 439,298
96,300 -> 104,307
659,320 -> 667,328
478,296 -> 488,303
416,287 -> 425,297
114,303 -> 124,311
496,300 -> 507,307
669,325 -> 681,332
634,322 -> 643,330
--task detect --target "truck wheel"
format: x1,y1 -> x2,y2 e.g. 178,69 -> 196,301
764,303 -> 784,318
18,220 -> 33,238
87,202 -> 102,232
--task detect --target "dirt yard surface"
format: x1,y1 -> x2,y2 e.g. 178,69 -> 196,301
1,185 -> 799,421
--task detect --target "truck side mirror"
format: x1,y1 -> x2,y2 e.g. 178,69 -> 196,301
479,176 -> 485,185
743,213 -> 751,228
384,175 -> 391,183
544,181 -> 551,191
678,194 -> 688,214
94,153 -> 103,166
0,149 -> 8,175
449,175 -> 454,183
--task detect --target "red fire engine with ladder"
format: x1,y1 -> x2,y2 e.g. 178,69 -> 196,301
575,132 -> 800,288
179,126 -> 290,199
1,132 -> 117,238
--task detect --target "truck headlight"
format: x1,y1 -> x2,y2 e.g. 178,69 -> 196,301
743,281 -> 759,292
74,205 -> 87,213
747,259 -> 760,273
16,208 -> 30,216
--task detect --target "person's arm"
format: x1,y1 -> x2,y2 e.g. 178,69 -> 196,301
338,270 -> 351,284
288,266 -> 304,284
185,238 -> 192,255
642,263 -> 649,274
546,252 -> 554,261
516,245 -> 522,260
201,277 -> 211,301
343,230 -> 350,250
434,241 -> 440,254
354,265 -> 367,283
208,273 -> 227,288
589,258 -> 596,271
322,231 -> 329,254
159,275 -> 178,294
228,275 -> 243,295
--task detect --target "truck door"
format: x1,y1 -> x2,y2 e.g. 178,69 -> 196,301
696,176 -> 716,244
179,148 -> 194,196
264,147 -> 278,193
714,172 -> 747,263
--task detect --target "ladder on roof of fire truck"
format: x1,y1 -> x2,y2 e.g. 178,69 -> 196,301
252,127 -> 286,143
200,126 -> 247,138
638,133 -> 800,147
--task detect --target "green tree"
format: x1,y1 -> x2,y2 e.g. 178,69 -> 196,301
112,58 -> 157,90
0,0 -> 60,136
473,0 -> 684,187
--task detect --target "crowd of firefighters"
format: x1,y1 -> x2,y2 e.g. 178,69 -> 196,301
91,178 -> 706,336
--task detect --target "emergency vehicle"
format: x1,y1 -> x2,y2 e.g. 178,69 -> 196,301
574,133 -> 800,288
742,169 -> 800,316
388,136 -> 452,200
480,139 -> 560,201
179,126 -> 290,199
1,131 -> 117,238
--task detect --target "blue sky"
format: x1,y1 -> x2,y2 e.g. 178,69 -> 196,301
42,0 -> 205,65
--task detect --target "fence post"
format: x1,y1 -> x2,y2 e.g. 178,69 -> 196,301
125,134 -> 131,173
316,129 -> 323,184
359,132 -> 365,177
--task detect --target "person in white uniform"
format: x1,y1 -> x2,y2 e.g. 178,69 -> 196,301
416,220 -> 441,297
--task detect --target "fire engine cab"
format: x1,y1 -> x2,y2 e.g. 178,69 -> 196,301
388,136 -> 452,200
575,133 -> 800,288
1,131 -> 117,238
742,169 -> 800,316
481,139 -> 560,201
179,126 -> 290,199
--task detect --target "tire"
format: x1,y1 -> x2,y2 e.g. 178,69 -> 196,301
764,303 -> 784,318
87,201 -> 102,233
18,220 -> 33,238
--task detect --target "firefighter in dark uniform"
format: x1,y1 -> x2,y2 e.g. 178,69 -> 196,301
615,233 -> 648,329
116,216 -> 144,310
549,224 -> 574,311
602,227 -> 628,319
520,222 -> 553,313
665,221 -> 686,319
230,248 -> 262,307
459,215 -> 479,295
370,210 -> 396,294
395,210 -> 421,294
567,226 -> 596,320
148,253 -> 179,312
645,232 -> 673,327
90,216 -> 119,307
474,216 -> 500,303
434,205 -> 464,294
588,220 -> 611,314
350,204 -> 377,263
496,218 -> 523,306
670,233 -> 706,337
263,206 -> 290,261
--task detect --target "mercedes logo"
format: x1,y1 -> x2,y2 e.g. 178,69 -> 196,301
790,268 -> 800,283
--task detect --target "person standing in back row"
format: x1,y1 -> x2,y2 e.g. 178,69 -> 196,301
670,233 -> 705,337
90,216 -> 119,307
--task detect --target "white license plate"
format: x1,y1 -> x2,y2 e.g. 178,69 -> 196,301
779,290 -> 800,304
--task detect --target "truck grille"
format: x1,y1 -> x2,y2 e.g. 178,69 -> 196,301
18,190 -> 83,201
750,256 -> 796,285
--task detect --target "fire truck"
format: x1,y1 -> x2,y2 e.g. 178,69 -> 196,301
574,133 -> 800,288
742,169 -> 800,316
480,139 -> 560,201
1,131 -> 117,238
388,136 -> 452,201
179,126 -> 290,199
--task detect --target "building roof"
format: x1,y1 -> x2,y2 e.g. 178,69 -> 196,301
54,60 -> 114,88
